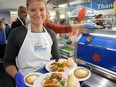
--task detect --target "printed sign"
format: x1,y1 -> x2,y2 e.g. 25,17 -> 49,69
81,0 -> 114,10
69,0 -> 114,17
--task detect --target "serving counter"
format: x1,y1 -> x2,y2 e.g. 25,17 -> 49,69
75,29 -> 116,87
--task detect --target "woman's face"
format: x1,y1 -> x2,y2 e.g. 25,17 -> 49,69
46,11 -> 51,21
27,1 -> 46,25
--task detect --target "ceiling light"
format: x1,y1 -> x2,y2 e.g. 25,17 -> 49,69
58,0 -> 89,8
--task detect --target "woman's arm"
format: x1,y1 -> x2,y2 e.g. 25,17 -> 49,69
6,65 -> 17,77
3,27 -> 29,87
47,29 -> 60,61
3,27 -> 27,76
52,32 -> 60,61
3,30 -> 19,77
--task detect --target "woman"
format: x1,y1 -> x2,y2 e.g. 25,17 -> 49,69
3,0 -> 60,87
44,10 -> 94,33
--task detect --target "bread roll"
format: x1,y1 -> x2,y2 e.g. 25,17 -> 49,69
67,57 -> 74,67
67,74 -> 80,87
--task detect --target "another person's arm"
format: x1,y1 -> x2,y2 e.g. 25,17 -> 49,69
71,23 -> 86,31
44,21 -> 71,33
44,21 -> 94,33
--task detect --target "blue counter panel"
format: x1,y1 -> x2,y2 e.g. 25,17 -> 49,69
77,44 -> 116,72
78,34 -> 116,49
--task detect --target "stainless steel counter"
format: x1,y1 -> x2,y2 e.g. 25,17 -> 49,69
82,71 -> 116,87
76,59 -> 116,87
81,67 -> 116,87
89,29 -> 116,38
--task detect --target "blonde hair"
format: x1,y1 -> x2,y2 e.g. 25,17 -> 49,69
0,23 -> 5,30
0,18 -> 6,30
26,0 -> 47,8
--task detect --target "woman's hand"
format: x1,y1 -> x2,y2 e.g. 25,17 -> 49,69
14,72 -> 26,87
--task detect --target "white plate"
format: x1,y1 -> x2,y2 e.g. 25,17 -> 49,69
24,72 -> 42,87
45,59 -> 77,72
33,72 -> 80,87
68,67 -> 91,81
32,74 -> 44,87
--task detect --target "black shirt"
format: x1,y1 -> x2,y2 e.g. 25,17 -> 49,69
11,18 -> 25,29
96,22 -> 106,29
7,18 -> 26,38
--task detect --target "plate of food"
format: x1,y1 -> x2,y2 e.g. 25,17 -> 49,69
68,67 -> 91,81
33,72 -> 80,87
24,72 -> 42,87
45,58 -> 77,72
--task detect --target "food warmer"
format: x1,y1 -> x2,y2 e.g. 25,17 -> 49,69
75,29 -> 116,87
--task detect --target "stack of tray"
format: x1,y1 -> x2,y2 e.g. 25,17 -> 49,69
59,45 -> 74,58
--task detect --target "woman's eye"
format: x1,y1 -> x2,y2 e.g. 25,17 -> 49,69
31,9 -> 36,11
40,8 -> 44,11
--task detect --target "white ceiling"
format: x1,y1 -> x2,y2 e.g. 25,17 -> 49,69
0,0 -> 26,11
0,0 -> 89,11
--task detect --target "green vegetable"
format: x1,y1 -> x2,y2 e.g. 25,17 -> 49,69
61,46 -> 74,51
57,63 -> 62,67
60,80 -> 65,86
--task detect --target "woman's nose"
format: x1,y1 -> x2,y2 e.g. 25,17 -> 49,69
36,10 -> 41,16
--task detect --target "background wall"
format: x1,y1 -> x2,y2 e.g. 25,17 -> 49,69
0,10 -> 10,23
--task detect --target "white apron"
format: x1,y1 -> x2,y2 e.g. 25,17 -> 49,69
16,24 -> 53,76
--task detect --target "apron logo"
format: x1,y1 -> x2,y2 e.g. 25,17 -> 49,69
34,43 -> 47,52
